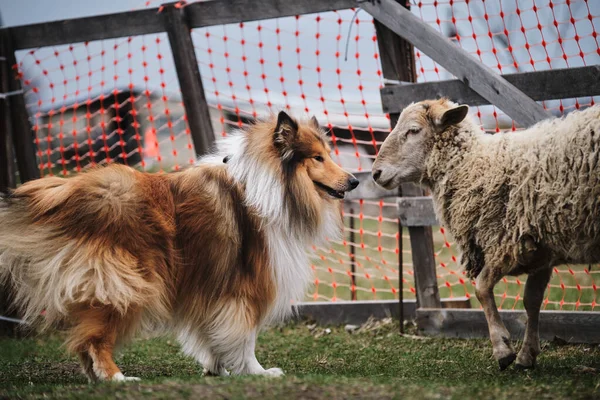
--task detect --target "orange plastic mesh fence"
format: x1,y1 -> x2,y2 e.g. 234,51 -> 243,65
17,33 -> 197,175
12,0 -> 600,309
188,9 -> 393,302
412,0 -> 599,311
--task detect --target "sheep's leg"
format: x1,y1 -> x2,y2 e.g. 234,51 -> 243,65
475,266 -> 516,370
516,267 -> 552,369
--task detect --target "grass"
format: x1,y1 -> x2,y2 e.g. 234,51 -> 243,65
1,321 -> 599,399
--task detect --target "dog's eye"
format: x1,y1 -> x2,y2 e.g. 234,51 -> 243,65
407,127 -> 421,135
314,155 -> 324,162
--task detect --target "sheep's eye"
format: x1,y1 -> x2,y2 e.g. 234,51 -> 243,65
407,127 -> 421,135
314,155 -> 324,162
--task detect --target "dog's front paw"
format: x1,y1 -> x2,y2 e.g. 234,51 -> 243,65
111,373 -> 141,382
203,367 -> 230,377
263,367 -> 284,377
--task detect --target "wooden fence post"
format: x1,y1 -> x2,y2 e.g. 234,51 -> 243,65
2,30 -> 39,184
0,33 -> 19,337
398,216 -> 404,332
162,2 -> 215,157
348,206 -> 357,301
1,39 -> 16,193
400,186 -> 441,309
374,0 -> 441,311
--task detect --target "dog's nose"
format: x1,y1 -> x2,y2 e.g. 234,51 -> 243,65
348,177 -> 359,190
372,169 -> 382,182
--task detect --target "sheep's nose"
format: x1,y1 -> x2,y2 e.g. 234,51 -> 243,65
348,177 -> 359,190
372,169 -> 382,182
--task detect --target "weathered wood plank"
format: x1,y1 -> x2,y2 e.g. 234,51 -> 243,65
163,4 -> 215,156
373,0 -> 416,332
416,309 -> 600,343
0,118 -> 9,193
372,0 -> 441,311
0,33 -> 15,193
2,30 -> 39,183
441,297 -> 471,309
6,0 -> 358,51
8,8 -> 163,50
381,66 -> 600,114
186,0 -> 358,28
294,297 -> 471,326
348,207 -> 357,301
0,36 -> 17,335
402,184 -> 441,309
295,300 -> 409,326
373,6 -> 416,84
397,196 -> 438,227
345,171 -> 398,201
362,0 -> 551,127
398,209 -> 404,332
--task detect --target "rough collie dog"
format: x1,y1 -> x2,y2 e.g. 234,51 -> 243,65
0,111 -> 358,382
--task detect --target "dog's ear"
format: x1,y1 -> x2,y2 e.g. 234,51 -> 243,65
274,111 -> 299,161
310,115 -> 320,130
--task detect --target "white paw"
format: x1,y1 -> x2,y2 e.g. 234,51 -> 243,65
263,367 -> 284,377
111,373 -> 141,382
203,367 -> 230,377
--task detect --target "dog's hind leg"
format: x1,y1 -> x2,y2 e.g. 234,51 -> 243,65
78,351 -> 97,383
67,307 -> 141,382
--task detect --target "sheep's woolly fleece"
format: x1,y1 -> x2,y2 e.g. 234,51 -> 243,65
425,105 -> 600,279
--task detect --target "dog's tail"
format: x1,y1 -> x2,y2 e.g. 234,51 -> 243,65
0,166 -> 167,328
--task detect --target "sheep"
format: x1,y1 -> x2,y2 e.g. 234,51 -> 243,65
371,98 -> 600,370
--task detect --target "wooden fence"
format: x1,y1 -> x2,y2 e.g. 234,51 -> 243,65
1,0 -> 600,342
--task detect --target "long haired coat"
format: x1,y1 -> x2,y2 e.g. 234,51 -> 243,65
0,111 -> 358,381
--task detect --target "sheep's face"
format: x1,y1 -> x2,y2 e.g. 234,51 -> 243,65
372,99 -> 469,189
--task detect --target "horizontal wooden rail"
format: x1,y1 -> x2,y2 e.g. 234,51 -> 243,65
381,66 -> 600,114
397,196 -> 438,227
362,0 -> 551,127
185,0 -> 357,30
342,179 -> 440,222
7,8 -> 164,51
294,297 -> 471,326
6,0 -> 358,50
417,309 -> 600,343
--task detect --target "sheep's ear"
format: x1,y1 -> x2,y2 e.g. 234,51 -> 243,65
274,111 -> 298,160
438,105 -> 469,131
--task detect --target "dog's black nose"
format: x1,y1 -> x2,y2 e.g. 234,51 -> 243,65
349,177 -> 359,190
372,169 -> 382,181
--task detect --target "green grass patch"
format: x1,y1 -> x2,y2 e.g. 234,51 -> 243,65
1,322 -> 599,399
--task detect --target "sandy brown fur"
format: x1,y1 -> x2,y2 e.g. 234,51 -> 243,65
170,164 -> 275,327
0,112 -> 356,381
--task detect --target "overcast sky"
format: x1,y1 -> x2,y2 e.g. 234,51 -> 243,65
1,0 -> 598,130
0,0 -> 150,26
